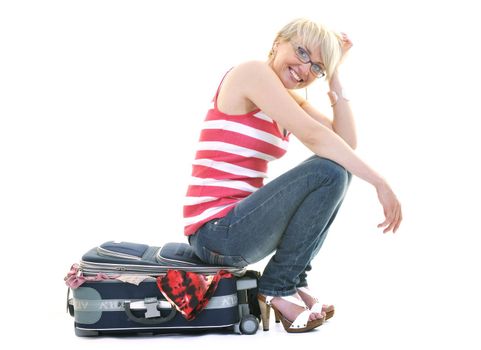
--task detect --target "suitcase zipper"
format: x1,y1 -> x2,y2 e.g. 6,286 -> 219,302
97,246 -> 142,261
79,260 -> 246,276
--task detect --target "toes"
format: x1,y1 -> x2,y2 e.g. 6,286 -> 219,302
309,312 -> 324,321
322,304 -> 334,313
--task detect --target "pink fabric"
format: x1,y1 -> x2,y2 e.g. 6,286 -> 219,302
64,264 -> 119,289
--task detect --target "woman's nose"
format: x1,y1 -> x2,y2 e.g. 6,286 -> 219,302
298,63 -> 311,79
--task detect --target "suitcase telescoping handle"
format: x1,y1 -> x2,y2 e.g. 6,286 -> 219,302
124,298 -> 177,325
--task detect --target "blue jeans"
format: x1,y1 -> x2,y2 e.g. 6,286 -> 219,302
188,155 -> 352,297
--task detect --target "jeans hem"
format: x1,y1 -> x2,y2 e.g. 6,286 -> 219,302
296,281 -> 308,288
258,287 -> 298,297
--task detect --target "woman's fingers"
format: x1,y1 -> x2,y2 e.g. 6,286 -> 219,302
376,180 -> 402,234
340,32 -> 353,49
378,202 -> 402,234
393,205 -> 402,233
375,183 -> 402,234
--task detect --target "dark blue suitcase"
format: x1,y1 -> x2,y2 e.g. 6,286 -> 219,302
66,241 -> 260,336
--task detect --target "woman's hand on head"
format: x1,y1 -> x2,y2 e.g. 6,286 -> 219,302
375,180 -> 402,234
339,32 -> 353,65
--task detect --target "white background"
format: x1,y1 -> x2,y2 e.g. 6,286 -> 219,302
1,0 -> 480,348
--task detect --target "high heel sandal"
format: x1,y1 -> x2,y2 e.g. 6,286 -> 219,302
257,294 -> 325,333
298,287 -> 335,320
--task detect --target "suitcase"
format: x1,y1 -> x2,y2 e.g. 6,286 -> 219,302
65,241 -> 260,336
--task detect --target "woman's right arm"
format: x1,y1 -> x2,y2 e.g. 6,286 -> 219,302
233,61 -> 402,233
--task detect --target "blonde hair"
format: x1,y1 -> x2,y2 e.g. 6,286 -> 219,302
270,18 -> 343,81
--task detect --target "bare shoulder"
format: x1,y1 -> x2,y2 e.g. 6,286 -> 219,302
228,60 -> 274,83
227,60 -> 288,101
217,61 -> 273,114
233,62 -> 304,108
235,60 -> 271,72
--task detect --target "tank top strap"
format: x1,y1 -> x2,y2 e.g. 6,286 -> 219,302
213,68 -> 234,110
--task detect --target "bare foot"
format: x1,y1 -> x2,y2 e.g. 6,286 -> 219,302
297,287 -> 334,316
270,293 -> 325,322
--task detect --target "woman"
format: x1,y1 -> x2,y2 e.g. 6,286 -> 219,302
184,18 -> 402,333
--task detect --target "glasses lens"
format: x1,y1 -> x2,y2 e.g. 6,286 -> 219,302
311,64 -> 325,78
295,47 -> 310,63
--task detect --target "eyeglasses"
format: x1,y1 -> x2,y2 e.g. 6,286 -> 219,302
291,43 -> 326,78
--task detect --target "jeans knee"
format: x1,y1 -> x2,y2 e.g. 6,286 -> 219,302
328,160 -> 349,184
310,157 -> 350,192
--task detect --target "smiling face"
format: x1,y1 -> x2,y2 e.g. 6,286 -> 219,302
268,38 -> 325,90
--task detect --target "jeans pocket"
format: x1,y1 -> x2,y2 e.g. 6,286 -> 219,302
202,246 -> 248,268
206,217 -> 230,231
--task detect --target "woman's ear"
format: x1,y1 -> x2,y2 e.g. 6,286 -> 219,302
269,41 -> 279,58
273,41 -> 279,52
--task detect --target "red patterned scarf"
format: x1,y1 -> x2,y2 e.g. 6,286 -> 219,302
157,269 -> 232,320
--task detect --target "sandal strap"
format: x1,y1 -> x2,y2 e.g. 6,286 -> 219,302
281,295 -> 307,308
299,287 -> 331,314
289,309 -> 311,329
264,295 -> 306,308
310,302 -> 323,313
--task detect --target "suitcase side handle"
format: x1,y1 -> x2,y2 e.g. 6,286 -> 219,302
124,300 -> 177,325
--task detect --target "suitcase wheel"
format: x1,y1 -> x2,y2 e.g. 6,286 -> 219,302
240,314 -> 259,335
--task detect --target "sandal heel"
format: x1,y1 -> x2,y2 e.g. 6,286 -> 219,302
257,295 -> 271,331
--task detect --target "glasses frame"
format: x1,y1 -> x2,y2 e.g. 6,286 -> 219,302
291,43 -> 326,79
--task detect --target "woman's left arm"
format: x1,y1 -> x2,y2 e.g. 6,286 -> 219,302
291,79 -> 357,150
329,32 -> 357,149
328,71 -> 357,149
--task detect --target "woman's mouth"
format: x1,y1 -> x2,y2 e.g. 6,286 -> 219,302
289,67 -> 303,83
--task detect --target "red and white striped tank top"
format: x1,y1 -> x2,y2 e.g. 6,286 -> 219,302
183,72 -> 290,235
